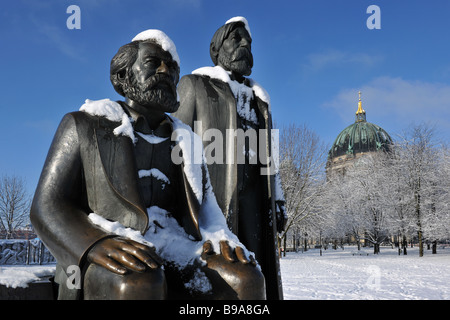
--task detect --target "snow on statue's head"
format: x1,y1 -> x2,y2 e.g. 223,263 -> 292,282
131,29 -> 180,66
110,29 -> 180,113
210,16 -> 253,76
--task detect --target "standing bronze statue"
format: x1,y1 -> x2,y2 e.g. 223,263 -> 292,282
173,17 -> 286,300
31,29 -> 265,300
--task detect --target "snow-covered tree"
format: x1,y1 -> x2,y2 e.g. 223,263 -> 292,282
277,123 -> 328,254
345,154 -> 392,254
320,173 -> 365,249
420,144 -> 450,253
0,175 -> 31,239
396,124 -> 442,256
380,146 -> 416,255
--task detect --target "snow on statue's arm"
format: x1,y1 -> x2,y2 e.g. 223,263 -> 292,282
169,115 -> 257,264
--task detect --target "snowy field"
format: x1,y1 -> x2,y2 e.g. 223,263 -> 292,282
1,245 -> 449,300
280,246 -> 450,300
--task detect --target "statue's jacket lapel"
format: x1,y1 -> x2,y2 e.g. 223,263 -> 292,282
90,118 -> 149,233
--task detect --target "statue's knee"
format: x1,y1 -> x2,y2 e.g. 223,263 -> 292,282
83,264 -> 167,300
204,257 -> 266,300
116,267 -> 167,300
232,264 -> 266,300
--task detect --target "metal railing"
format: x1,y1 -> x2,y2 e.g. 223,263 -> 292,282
0,239 -> 56,265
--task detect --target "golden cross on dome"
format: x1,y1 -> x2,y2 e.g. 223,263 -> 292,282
355,91 -> 366,122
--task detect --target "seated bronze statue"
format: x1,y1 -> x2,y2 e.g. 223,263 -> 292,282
30,29 -> 265,300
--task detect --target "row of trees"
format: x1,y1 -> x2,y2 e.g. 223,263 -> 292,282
278,123 -> 450,256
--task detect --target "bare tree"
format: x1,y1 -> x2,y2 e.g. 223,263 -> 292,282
277,123 -> 328,254
0,175 -> 32,239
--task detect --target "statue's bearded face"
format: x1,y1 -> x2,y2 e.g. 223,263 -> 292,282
218,26 -> 253,76
122,42 -> 180,113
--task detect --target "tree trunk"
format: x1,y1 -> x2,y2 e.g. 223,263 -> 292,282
373,243 -> 380,254
432,240 -> 437,254
292,233 -> 296,252
415,188 -> 424,257
402,235 -> 407,255
277,236 -> 282,258
418,230 -> 424,257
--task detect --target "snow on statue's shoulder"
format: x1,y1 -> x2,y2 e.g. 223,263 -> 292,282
192,66 -> 231,84
192,66 -> 247,101
79,98 -> 136,143
132,29 -> 180,66
192,66 -> 270,108
80,99 -> 124,122
248,79 -> 271,107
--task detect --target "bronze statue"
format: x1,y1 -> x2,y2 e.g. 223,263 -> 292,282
172,17 -> 286,300
30,29 -> 265,300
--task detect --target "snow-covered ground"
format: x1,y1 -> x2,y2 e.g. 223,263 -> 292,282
0,265 -> 56,289
280,246 -> 450,300
1,245 -> 449,300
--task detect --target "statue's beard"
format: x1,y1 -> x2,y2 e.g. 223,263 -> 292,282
122,73 -> 179,113
218,47 -> 253,76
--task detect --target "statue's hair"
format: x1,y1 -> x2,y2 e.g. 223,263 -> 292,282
110,41 -> 140,96
210,20 -> 250,66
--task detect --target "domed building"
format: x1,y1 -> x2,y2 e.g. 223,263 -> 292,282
326,92 -> 393,176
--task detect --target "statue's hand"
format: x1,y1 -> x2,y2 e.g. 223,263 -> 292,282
87,237 -> 163,275
201,240 -> 257,266
199,240 -> 266,299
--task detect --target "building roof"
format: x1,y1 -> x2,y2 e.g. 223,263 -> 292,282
328,92 -> 393,160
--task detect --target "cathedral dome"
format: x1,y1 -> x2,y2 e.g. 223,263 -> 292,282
328,92 -> 393,160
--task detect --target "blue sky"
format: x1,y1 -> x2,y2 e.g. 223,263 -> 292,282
1,0 -> 450,196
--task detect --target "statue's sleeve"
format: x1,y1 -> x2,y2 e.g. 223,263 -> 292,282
172,75 -> 197,129
30,113 -> 111,271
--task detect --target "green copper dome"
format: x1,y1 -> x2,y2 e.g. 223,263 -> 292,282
328,92 -> 393,159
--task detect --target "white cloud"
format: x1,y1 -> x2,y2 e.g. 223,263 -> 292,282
28,14 -> 85,61
302,49 -> 383,72
322,76 -> 450,140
